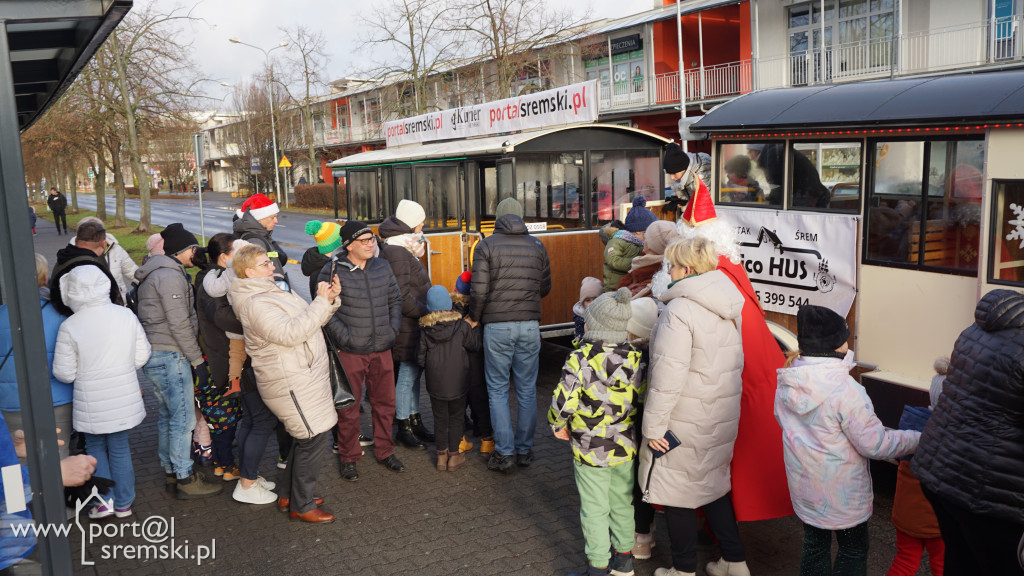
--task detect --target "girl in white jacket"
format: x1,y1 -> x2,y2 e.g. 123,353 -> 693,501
53,266 -> 151,519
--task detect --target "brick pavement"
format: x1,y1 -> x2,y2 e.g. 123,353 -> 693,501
27,224 -> 933,575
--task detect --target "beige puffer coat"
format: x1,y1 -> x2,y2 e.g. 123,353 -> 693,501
230,276 -> 340,439
639,270 -> 744,509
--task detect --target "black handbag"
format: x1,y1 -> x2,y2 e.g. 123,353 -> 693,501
322,328 -> 355,409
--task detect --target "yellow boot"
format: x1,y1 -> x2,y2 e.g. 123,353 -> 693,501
479,436 -> 495,456
458,435 -> 474,454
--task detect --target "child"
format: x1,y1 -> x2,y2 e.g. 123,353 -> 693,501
142,233 -> 164,265
52,266 -> 151,518
550,288 -> 645,576
603,197 -> 657,291
28,206 -> 36,236
573,277 -> 602,340
418,285 -> 481,471
451,271 -> 493,456
776,305 -> 920,576
202,238 -> 252,399
625,297 -> 659,561
886,359 -> 948,576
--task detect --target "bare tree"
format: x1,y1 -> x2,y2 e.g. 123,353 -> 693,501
279,26 -> 331,183
226,79 -> 290,196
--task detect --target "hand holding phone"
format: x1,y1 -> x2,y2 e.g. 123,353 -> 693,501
650,430 -> 681,459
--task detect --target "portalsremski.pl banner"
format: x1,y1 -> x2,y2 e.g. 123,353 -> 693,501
384,80 -> 598,147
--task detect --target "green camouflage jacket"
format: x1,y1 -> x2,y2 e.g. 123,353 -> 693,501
548,340 -> 646,467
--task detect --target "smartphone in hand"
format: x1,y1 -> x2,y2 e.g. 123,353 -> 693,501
651,430 -> 681,459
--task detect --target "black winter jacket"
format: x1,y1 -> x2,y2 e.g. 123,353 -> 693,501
469,215 -> 551,324
49,244 -> 122,317
417,310 -> 481,400
195,267 -> 245,387
912,289 -> 1024,524
234,211 -> 291,288
301,247 -> 330,299
46,192 -> 67,214
318,250 -> 402,354
378,216 -> 430,363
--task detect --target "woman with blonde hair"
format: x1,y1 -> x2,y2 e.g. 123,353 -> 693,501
641,236 -> 750,576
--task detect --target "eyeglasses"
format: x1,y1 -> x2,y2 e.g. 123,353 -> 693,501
354,236 -> 375,246
254,260 -> 274,269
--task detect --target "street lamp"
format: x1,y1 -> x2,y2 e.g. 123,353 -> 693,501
229,38 -> 289,206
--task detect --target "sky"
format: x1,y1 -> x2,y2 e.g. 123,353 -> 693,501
147,0 -> 657,103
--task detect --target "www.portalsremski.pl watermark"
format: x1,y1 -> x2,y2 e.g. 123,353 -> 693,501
7,486 -> 215,566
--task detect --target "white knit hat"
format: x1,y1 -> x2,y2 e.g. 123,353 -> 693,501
584,288 -> 633,344
627,297 -> 659,340
395,199 -> 426,229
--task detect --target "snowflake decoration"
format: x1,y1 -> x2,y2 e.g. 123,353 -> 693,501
1008,203 -> 1024,249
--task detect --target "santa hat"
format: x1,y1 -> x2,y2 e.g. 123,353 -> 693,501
241,193 -> 280,221
681,175 -> 716,227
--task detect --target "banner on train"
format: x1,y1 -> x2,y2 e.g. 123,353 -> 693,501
717,208 -> 857,317
384,80 -> 599,147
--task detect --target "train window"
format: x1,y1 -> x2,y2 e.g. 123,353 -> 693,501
989,180 -> 1024,286
866,139 -> 982,274
718,142 -> 784,208
512,153 -> 584,229
348,169 -> 382,223
790,142 -> 861,212
395,168 -> 412,202
413,165 -> 459,230
591,149 -> 660,224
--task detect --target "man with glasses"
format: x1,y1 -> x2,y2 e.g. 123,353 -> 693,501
48,219 -> 122,317
319,220 -> 404,481
136,223 -> 223,499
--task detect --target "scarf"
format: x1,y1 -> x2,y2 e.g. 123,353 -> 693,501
385,232 -> 426,258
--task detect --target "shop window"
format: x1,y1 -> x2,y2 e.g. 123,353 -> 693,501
413,165 -> 459,230
348,169 -> 382,223
990,180 -> 1024,285
591,150 -> 661,224
866,139 -> 982,273
512,153 -> 584,230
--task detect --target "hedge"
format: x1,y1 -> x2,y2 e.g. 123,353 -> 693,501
295,183 -> 347,211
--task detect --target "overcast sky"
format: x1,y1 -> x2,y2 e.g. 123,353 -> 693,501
150,0 -> 657,103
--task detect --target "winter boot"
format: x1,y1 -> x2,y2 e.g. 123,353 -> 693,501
632,526 -> 656,560
479,436 -> 495,456
176,471 -> 224,499
609,551 -> 634,576
447,451 -> 466,471
705,559 -> 751,576
436,449 -> 449,471
409,413 -> 435,443
395,419 -> 425,450
458,435 -> 474,453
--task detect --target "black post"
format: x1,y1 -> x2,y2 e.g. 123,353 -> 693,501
333,175 -> 339,221
0,21 -> 74,574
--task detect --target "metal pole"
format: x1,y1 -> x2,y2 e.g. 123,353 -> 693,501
676,0 -> 688,152
194,133 -> 206,243
0,21 -> 73,574
820,0 -> 825,83
698,12 -> 705,100
269,63 -> 282,207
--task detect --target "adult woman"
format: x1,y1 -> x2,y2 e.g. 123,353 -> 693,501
230,244 -> 340,523
640,237 -> 749,576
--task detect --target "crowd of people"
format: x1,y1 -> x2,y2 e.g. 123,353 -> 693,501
0,145 -> 1021,574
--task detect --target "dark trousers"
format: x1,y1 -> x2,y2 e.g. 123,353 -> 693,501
277,431 -> 329,514
632,408 -> 655,533
923,486 -> 1024,576
275,421 -> 293,460
235,379 -> 278,481
53,211 -> 66,233
335,350 -> 395,462
210,426 -> 236,468
664,494 -> 745,573
800,521 -> 869,576
466,352 -> 492,437
430,395 -> 467,453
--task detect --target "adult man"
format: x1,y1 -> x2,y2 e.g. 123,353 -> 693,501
469,197 -> 551,473
46,188 -> 67,235
135,223 -> 221,499
233,193 -> 291,290
49,220 -> 121,317
319,221 -> 404,481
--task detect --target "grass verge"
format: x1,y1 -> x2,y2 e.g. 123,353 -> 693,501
33,205 -> 164,264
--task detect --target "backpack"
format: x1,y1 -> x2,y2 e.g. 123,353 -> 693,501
125,280 -> 141,315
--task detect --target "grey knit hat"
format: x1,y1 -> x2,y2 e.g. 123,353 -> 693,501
584,287 -> 633,344
495,197 -> 524,219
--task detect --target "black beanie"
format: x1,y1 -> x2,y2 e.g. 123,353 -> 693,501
160,223 -> 199,256
339,220 -> 373,248
663,143 -> 690,174
797,305 -> 850,356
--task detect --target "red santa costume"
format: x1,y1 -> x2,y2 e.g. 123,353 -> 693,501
674,176 -> 794,522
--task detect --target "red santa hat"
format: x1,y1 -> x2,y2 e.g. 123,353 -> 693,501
681,175 -> 716,227
241,193 -> 279,221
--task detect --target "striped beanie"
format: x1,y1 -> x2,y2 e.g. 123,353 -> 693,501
305,220 -> 342,254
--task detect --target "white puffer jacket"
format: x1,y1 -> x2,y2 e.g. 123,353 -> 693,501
53,266 -> 150,434
640,270 -> 744,509
70,233 -> 139,297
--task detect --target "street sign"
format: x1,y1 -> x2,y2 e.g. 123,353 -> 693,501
278,155 -> 291,168
250,156 -> 261,175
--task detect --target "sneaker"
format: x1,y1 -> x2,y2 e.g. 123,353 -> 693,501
609,551 -> 634,576
568,563 -> 611,576
515,451 -> 534,467
486,452 -> 514,473
704,560 -> 750,576
277,456 -> 287,470
88,504 -> 114,520
176,472 -> 224,500
232,481 -> 277,505
358,434 -> 373,447
632,532 -> 655,560
222,467 -> 241,482
653,569 -> 695,576
331,440 -> 339,455
213,466 -> 225,477
255,476 -> 276,491
114,507 -> 132,519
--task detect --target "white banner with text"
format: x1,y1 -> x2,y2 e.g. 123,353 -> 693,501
717,208 -> 859,317
384,81 -> 599,147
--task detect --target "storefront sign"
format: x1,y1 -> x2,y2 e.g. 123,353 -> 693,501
611,34 -> 641,55
384,80 -> 598,147
717,208 -> 858,316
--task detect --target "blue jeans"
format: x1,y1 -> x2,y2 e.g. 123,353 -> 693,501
483,321 -> 540,457
395,361 -> 423,420
144,350 -> 196,480
84,430 -> 135,509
